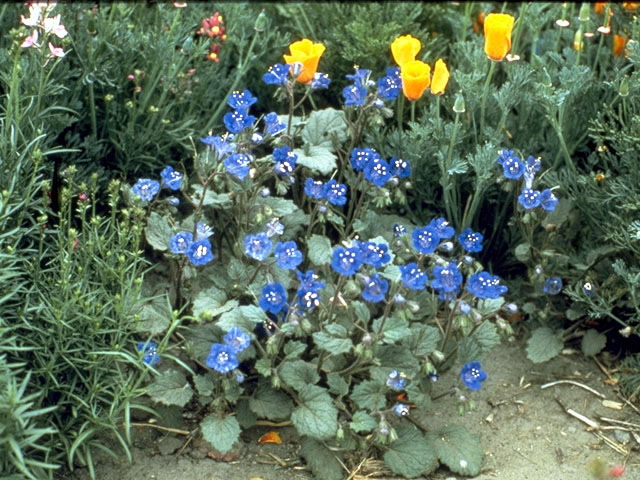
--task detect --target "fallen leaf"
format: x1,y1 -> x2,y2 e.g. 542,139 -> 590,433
258,431 -> 282,445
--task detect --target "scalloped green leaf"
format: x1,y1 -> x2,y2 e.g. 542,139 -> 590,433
307,234 -> 333,265
279,360 -> 320,391
350,410 -> 377,433
291,385 -> 338,440
299,437 -> 344,480
145,212 -> 173,251
200,415 -> 240,455
249,382 -> 293,421
426,424 -> 483,476
146,369 -> 193,407
384,424 -> 438,478
526,327 -> 563,363
581,328 -> 606,356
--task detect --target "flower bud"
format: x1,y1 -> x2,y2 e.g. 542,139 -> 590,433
431,350 -> 445,362
336,426 -> 344,441
254,10 -> 267,32
619,77 -> 630,98
260,187 -> 270,198
579,2 -> 591,22
504,303 -> 518,314
271,375 -> 280,389
453,93 -> 466,113
387,427 -> 398,443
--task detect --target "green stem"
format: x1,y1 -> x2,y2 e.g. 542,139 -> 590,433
410,101 -> 416,123
479,60 -> 496,137
510,3 -> 529,54
460,2 -> 474,43
397,94 -> 405,132
443,111 -> 461,227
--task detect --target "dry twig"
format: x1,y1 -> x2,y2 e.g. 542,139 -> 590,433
541,379 -> 606,399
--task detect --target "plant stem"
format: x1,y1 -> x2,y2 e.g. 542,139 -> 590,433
397,94 -> 405,132
443,111 -> 461,227
479,60 -> 496,137
410,101 -> 416,123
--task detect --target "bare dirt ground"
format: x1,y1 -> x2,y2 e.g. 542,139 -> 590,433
60,338 -> 639,480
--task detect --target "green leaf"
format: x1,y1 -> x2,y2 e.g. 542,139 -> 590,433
372,315 -> 411,343
135,296 -> 171,335
350,411 -> 377,433
279,360 -> 320,391
542,197 -> 572,229
146,370 -> 193,407
191,184 -> 232,207
193,373 -> 214,397
526,327 -> 563,363
306,234 -> 333,266
352,301 -> 370,323
256,196 -> 298,216
192,285 -> 228,320
313,325 -> 353,355
472,321 -> 501,353
326,373 -> 349,397
406,325 -> 441,356
294,146 -> 337,175
236,399 -> 258,429
200,415 -> 241,455
475,297 -> 505,316
299,437 -> 344,480
351,380 -> 386,410
581,329 -> 606,356
217,305 -> 266,332
249,382 -> 293,421
145,212 -> 172,251
284,340 -> 307,359
457,337 -> 483,364
255,358 -> 272,377
384,425 -> 438,478
514,242 -> 531,262
405,380 -> 432,410
291,385 -> 338,440
301,108 -> 348,148
426,424 -> 483,476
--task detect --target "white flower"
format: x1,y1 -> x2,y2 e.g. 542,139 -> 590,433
48,42 -> 65,58
44,14 -> 68,38
20,30 -> 39,48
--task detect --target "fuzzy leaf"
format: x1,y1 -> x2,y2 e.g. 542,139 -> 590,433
514,242 -> 531,262
581,329 -> 606,356
384,424 -> 438,478
373,315 -> 411,343
236,399 -> 258,429
301,107 -> 348,148
291,385 -> 338,440
145,212 -> 173,251
192,285 -> 228,320
313,325 -> 353,355
456,337 -> 483,364
191,184 -> 232,207
249,383 -> 293,421
472,321 -> 501,353
284,340 -> 307,359
326,373 -> 349,397
526,327 -> 563,363
299,437 -> 344,480
146,369 -> 193,407
475,297 -> 505,316
256,196 -> 298,216
350,411 -> 377,433
193,373 -> 214,398
406,325 -> 441,356
200,415 -> 241,455
135,296 -> 171,335
279,360 -> 320,391
426,424 -> 483,476
306,234 -> 333,266
294,146 -> 337,175
351,380 -> 386,410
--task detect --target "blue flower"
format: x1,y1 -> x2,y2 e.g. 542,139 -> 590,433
431,263 -> 463,297
223,326 -> 251,354
412,226 -> 440,254
169,231 -> 193,254
186,238 -> 214,266
160,166 -> 183,190
206,343 -> 239,373
273,146 -> 298,177
428,217 -> 455,239
583,282 -> 594,296
361,273 -> 389,303
393,403 -> 409,416
343,83 -> 367,107
457,227 -> 484,253
263,63 -> 291,86
227,89 -> 258,110
377,67 -> 401,101
540,189 -> 558,212
196,222 -> 214,241
400,262 -> 428,290
297,270 -> 325,294
137,341 -> 160,366
331,246 -> 362,276
502,155 -> 525,180
350,147 -> 380,172
386,370 -> 406,390
251,132 -> 264,144
200,134 -> 236,158
259,282 -> 288,314
167,197 -> 180,206
264,112 -> 286,136
304,178 -> 327,199
466,272 -> 508,299
274,240 -> 303,270
311,72 -> 330,89
265,218 -> 284,237
543,276 -> 563,295
364,157 -> 392,187
389,157 -> 411,178
223,108 -> 256,134
359,241 -> 391,268
298,290 -> 321,310
497,149 -> 516,166
518,188 -> 542,209
346,69 -> 372,86
523,155 -> 541,188
244,232 -> 273,261
458,301 -> 472,315
224,153 -> 252,180
460,362 -> 487,391
393,224 -> 407,238
132,179 -> 160,202
325,179 -> 348,206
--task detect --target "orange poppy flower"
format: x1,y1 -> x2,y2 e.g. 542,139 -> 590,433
594,2 -> 606,15
613,34 -> 627,56
483,13 -> 515,61
283,39 -> 326,83
258,431 -> 282,444
390,34 -> 422,67
473,11 -> 485,34
623,2 -> 638,11
430,59 -> 450,95
401,60 -> 431,101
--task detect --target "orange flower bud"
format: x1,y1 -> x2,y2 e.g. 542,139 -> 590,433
401,60 -> 431,101
483,13 -> 515,61
472,11 -> 485,34
390,34 -> 422,67
430,59 -> 449,95
623,2 -> 638,11
283,39 -> 326,83
613,34 -> 627,56
594,2 -> 606,15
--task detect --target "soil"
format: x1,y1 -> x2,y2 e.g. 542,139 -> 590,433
59,339 -> 640,480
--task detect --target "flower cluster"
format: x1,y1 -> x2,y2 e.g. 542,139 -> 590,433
197,11 -> 227,63
169,221 -> 215,266
497,150 -> 558,212
20,2 -> 68,58
349,147 -> 411,188
131,165 -> 184,204
303,178 -> 348,206
206,326 -> 251,375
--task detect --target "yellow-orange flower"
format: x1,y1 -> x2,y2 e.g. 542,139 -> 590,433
594,2 -> 606,15
401,60 -> 431,101
430,59 -> 449,95
623,2 -> 638,12
613,34 -> 627,56
483,13 -> 515,61
391,34 -> 422,67
283,39 -> 326,83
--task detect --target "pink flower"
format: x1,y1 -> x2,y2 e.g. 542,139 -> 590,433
48,42 -> 65,58
21,29 -> 39,48
43,13 -> 68,38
